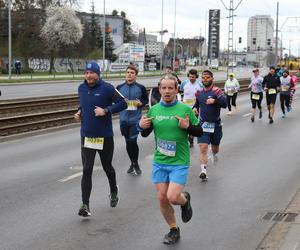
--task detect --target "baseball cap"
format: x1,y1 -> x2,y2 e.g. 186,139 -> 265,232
85,61 -> 100,76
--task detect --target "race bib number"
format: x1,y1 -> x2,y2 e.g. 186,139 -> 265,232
202,122 -> 215,133
252,94 -> 260,100
157,139 -> 176,157
268,88 -> 276,95
227,90 -> 234,96
184,98 -> 196,107
281,86 -> 289,92
127,100 -> 138,110
84,137 -> 104,150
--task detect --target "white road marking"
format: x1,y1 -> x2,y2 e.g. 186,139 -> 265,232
57,172 -> 83,182
58,167 -> 101,182
242,113 -> 252,117
69,166 -> 101,170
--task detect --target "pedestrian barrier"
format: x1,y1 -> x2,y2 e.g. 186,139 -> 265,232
0,79 -> 250,137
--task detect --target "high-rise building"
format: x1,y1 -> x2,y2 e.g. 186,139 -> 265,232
247,15 -> 274,52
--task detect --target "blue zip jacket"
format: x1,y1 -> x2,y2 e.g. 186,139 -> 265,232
193,86 -> 227,124
78,79 -> 127,137
116,82 -> 148,125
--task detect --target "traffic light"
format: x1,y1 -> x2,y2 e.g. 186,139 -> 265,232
270,46 -> 273,51
252,38 -> 256,45
267,39 -> 271,46
257,46 -> 260,51
238,37 -> 242,43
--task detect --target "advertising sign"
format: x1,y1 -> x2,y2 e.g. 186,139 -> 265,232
208,9 -> 220,60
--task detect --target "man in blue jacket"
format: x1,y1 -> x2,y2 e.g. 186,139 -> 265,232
74,61 -> 127,217
117,64 -> 148,175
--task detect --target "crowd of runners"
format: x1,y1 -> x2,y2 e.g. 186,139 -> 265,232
74,61 -> 298,245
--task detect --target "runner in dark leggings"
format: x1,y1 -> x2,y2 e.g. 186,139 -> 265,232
279,70 -> 292,118
248,68 -> 264,122
74,61 -> 127,217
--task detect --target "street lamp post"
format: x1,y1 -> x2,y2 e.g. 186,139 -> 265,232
160,0 -> 164,72
172,0 -> 177,71
102,0 -> 106,72
8,0 -> 12,79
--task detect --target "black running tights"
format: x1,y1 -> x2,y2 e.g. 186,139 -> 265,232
81,137 -> 117,205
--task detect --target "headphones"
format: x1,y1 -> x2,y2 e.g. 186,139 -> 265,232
187,69 -> 199,78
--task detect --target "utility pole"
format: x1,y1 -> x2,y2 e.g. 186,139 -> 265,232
199,28 -> 202,66
173,0 -> 177,71
220,0 -> 244,74
275,1 -> 279,66
8,0 -> 12,79
102,0 -> 106,72
160,0 -> 164,72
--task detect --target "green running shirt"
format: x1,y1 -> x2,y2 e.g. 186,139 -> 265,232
147,101 -> 199,165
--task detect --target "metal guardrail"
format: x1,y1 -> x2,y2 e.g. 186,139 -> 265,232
0,79 -> 251,136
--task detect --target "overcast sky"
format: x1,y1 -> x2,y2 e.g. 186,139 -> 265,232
78,0 -> 300,56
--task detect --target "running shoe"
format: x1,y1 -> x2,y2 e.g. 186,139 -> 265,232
282,113 -> 286,118
269,118 -> 274,124
212,154 -> 218,164
127,164 -> 135,174
259,111 -> 263,119
181,192 -> 192,223
199,166 -> 207,180
78,204 -> 91,217
109,186 -> 119,208
163,227 -> 180,245
133,163 -> 142,175
287,106 -> 291,112
227,111 -> 232,116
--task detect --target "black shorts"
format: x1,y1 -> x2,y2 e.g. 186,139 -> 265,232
266,93 -> 277,105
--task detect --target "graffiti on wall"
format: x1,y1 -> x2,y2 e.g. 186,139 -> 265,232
28,58 -> 89,72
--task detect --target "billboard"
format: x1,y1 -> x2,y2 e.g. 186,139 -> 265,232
208,9 -> 220,60
129,45 -> 145,62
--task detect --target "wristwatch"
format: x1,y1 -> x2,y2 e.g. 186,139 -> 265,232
103,108 -> 108,114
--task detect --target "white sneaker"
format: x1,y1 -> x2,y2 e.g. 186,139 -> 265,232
199,166 -> 207,180
227,111 -> 232,116
212,154 -> 218,164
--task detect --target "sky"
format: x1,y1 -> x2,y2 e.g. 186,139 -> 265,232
77,0 -> 300,56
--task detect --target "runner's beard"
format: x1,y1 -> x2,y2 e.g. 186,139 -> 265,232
203,81 -> 213,88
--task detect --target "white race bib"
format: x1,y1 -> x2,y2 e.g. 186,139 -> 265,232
84,137 -> 104,150
281,86 -> 289,92
157,139 -> 176,157
202,122 -> 215,133
268,88 -> 276,95
227,90 -> 234,96
252,94 -> 260,100
126,100 -> 138,110
184,98 -> 196,107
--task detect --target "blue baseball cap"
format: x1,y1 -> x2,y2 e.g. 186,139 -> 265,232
85,61 -> 100,76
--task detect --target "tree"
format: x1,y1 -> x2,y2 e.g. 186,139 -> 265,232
105,22 -> 117,61
0,0 -> 6,8
121,11 -> 135,43
40,5 -> 83,73
111,9 -> 118,16
89,1 -> 103,50
36,0 -> 79,9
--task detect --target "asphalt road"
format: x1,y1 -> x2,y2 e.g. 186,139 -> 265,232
0,67 -> 269,100
0,89 -> 299,250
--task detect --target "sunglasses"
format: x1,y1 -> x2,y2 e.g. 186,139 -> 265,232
201,75 -> 211,80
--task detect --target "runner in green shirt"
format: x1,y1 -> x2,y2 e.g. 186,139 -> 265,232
139,74 -> 202,245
